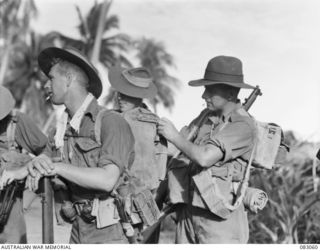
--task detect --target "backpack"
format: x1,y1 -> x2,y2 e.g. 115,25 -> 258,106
252,121 -> 286,170
93,108 -> 160,229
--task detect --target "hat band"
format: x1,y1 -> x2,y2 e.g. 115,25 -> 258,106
204,70 -> 243,83
122,70 -> 151,88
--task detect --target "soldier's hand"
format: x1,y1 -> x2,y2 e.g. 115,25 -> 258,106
0,167 -> 29,190
25,172 -> 42,192
158,118 -> 180,143
0,170 -> 14,190
27,154 -> 55,177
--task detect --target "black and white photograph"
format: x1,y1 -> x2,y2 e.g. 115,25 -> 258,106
0,0 -> 319,247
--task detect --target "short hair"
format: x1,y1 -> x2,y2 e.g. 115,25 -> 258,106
223,85 -> 240,98
207,84 -> 240,100
55,60 -> 89,90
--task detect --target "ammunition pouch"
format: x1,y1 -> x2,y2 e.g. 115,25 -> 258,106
128,189 -> 161,227
75,200 -> 96,223
61,199 -> 96,223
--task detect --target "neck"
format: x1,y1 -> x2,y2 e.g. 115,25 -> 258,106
65,90 -> 89,117
221,101 -> 238,118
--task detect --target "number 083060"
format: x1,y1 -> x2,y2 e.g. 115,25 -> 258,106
300,245 -> 319,249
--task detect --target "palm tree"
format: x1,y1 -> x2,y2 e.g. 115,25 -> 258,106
12,31 -> 60,127
104,37 -> 181,113
0,0 -> 37,86
135,37 -> 180,113
47,1 -> 132,69
0,0 -> 62,128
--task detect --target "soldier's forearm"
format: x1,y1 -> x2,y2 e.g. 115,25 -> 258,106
171,135 -> 223,168
18,166 -> 29,180
54,163 -> 120,192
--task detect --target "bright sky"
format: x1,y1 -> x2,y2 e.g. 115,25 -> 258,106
33,0 -> 320,141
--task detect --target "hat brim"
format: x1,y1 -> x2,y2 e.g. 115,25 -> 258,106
38,47 -> 102,98
0,86 -> 15,120
188,79 -> 255,89
108,66 -> 157,99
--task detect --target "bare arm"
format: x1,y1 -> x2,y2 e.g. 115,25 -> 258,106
158,118 -> 223,168
54,163 -> 120,192
27,155 -> 120,192
168,133 -> 223,168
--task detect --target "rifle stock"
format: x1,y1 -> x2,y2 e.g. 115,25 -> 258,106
243,86 -> 262,111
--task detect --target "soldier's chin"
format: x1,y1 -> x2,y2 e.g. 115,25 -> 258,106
206,103 -> 214,110
50,97 -> 63,105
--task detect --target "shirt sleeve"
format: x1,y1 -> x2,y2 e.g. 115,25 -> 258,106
98,112 -> 135,173
15,113 -> 48,155
207,120 -> 255,163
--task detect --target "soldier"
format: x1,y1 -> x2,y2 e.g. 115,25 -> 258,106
0,86 -> 47,243
108,66 -> 167,199
27,47 -> 135,244
158,56 -> 257,243
108,66 -> 167,242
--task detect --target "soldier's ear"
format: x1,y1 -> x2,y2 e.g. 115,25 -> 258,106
226,91 -> 233,101
227,89 -> 238,101
65,72 -> 74,87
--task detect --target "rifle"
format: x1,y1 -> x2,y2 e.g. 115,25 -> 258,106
143,85 -> 263,242
243,86 -> 262,111
41,177 -> 54,243
0,181 -> 23,228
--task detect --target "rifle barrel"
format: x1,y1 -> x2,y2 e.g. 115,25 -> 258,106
42,177 -> 54,244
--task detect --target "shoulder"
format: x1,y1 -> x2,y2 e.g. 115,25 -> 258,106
98,108 -> 132,133
98,109 -> 134,145
230,109 -> 256,131
123,107 -> 159,124
15,112 -> 42,132
16,111 -> 32,125
99,108 -> 126,123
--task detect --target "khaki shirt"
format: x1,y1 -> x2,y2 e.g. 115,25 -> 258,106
44,99 -> 135,201
190,107 -> 256,210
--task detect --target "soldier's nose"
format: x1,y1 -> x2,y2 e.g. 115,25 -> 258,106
44,80 -> 50,89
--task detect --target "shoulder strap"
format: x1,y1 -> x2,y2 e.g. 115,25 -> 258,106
6,109 -> 18,150
94,108 -> 108,146
221,141 -> 257,212
94,108 -> 119,146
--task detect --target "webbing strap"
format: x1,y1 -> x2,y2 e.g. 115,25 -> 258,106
217,141 -> 257,211
6,109 -> 18,150
94,108 -> 108,146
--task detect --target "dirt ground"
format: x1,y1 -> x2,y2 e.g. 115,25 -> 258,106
24,197 -> 175,244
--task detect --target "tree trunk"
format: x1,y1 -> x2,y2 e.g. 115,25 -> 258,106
0,44 -> 11,86
91,0 -> 111,64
